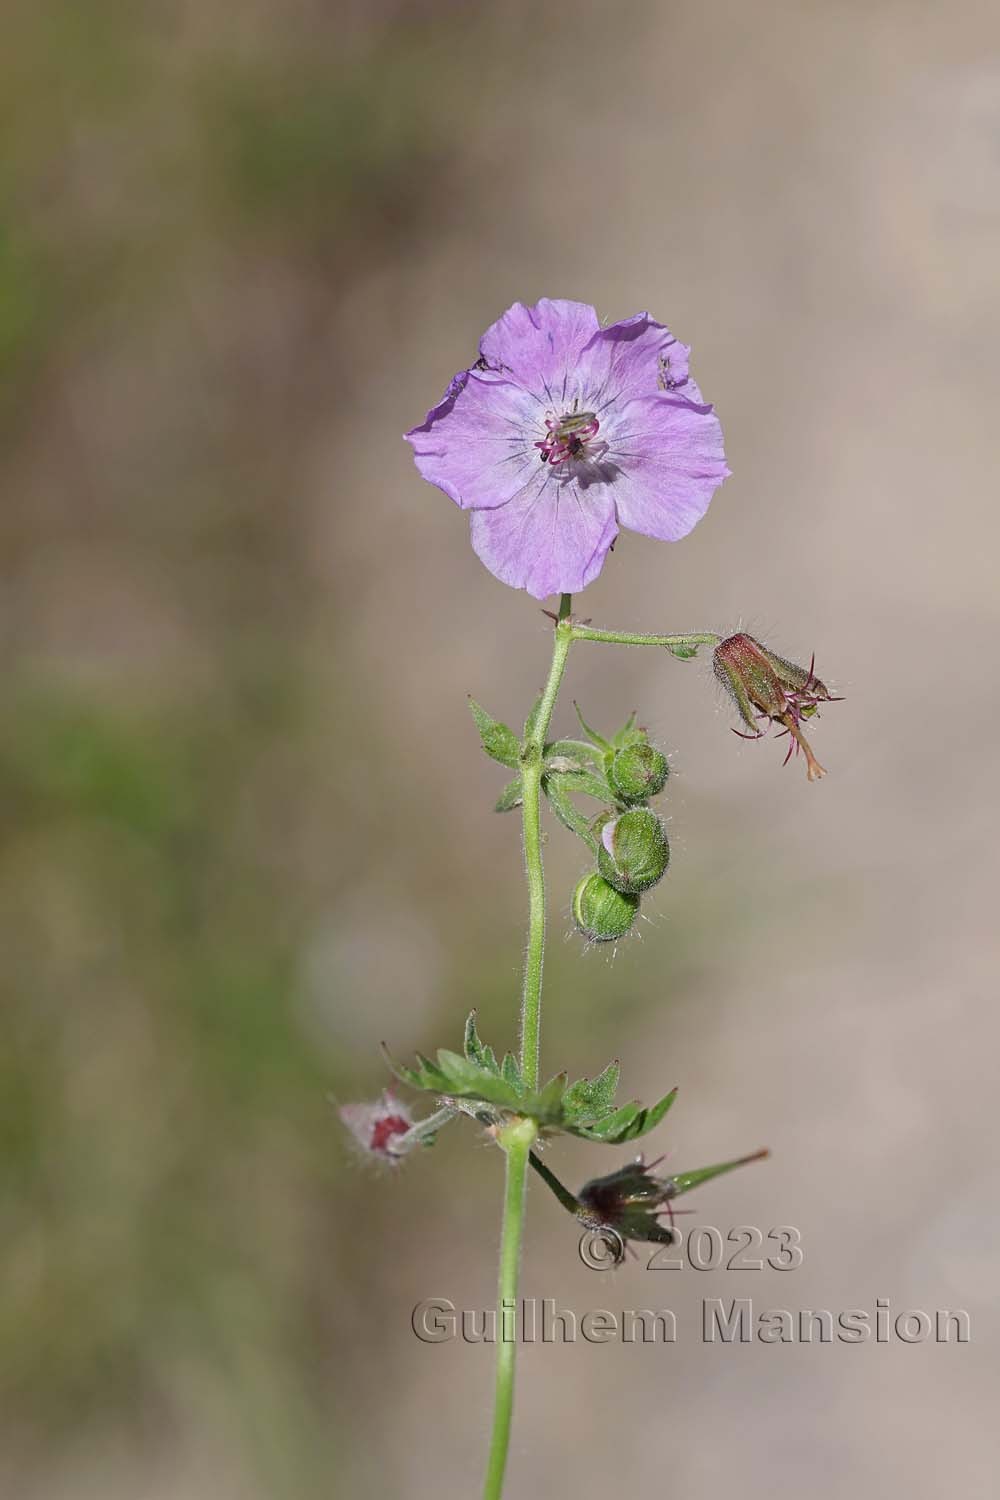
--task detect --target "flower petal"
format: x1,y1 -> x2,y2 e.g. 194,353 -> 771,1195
577,313 -> 698,411
405,370 -> 543,511
469,476 -> 618,598
606,394 -> 729,541
478,299 -> 601,399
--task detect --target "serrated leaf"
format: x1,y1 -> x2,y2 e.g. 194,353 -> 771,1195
468,698 -> 521,769
666,642 -> 699,660
382,1042 -> 522,1112
573,701 -> 612,752
534,1070 -> 569,1118
574,1087 -> 678,1144
500,1051 -> 524,1093
562,1059 -> 621,1122
463,1011 -> 500,1075
494,776 -> 523,812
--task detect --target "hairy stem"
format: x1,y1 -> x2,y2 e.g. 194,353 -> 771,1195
482,1119 -> 535,1500
518,592 -> 574,1090
570,624 -> 720,650
482,594 -> 573,1500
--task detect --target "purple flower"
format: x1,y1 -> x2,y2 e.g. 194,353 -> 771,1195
405,299 -> 729,599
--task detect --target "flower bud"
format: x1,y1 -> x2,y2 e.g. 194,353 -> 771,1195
713,632 -> 839,781
572,872 -> 640,943
597,807 -> 670,895
608,740 -> 669,803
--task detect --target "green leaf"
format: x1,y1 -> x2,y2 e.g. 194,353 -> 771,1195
382,1042 -> 522,1112
571,1086 -> 678,1144
561,1059 -> 621,1122
463,1010 -> 499,1075
573,701 -> 612,752
468,698 -> 521,769
500,1051 -> 524,1093
494,776 -> 523,812
666,642 -> 699,660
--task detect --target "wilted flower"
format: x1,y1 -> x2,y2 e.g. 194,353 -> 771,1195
713,632 -> 839,781
339,1090 -> 417,1165
405,299 -> 728,599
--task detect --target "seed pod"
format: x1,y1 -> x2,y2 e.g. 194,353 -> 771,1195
609,741 -> 669,803
572,872 -> 640,943
597,807 -> 670,895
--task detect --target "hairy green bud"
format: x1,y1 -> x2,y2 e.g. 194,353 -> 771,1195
597,807 -> 670,895
608,740 -> 669,803
572,872 -> 640,943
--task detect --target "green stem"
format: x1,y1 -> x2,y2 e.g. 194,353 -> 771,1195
519,592 -> 574,1092
482,1119 -> 535,1500
481,594 -> 573,1500
570,625 -> 720,650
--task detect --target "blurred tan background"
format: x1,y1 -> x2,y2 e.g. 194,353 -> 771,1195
3,1 -> 999,1496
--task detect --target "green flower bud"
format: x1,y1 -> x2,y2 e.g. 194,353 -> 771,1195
597,807 -> 670,894
608,741 -> 669,803
572,872 -> 640,943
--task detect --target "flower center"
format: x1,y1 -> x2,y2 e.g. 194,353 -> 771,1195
535,408 -> 601,466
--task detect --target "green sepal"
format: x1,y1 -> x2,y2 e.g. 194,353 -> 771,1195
467,697 -> 521,769
611,711 -> 639,749
666,1149 -> 769,1197
542,773 -> 600,851
494,776 -> 523,813
543,737 -> 602,770
573,701 -> 612,752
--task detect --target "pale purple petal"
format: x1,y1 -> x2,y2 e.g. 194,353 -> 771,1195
605,394 -> 730,541
576,312 -> 696,412
405,370 -> 541,511
478,299 -> 601,397
469,478 -> 618,599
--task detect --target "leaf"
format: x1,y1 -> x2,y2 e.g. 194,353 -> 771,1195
561,1059 -> 621,1123
468,698 -> 521,769
500,1051 -> 524,1093
666,642 -> 699,660
382,1042 -> 522,1112
571,1086 -> 678,1144
463,1010 -> 499,1075
573,701 -> 612,752
494,776 -> 523,813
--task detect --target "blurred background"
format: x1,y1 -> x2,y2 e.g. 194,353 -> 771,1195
3,1 -> 999,1495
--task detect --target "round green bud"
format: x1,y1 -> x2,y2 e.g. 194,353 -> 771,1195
597,807 -> 670,895
572,872 -> 640,943
608,741 -> 669,803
